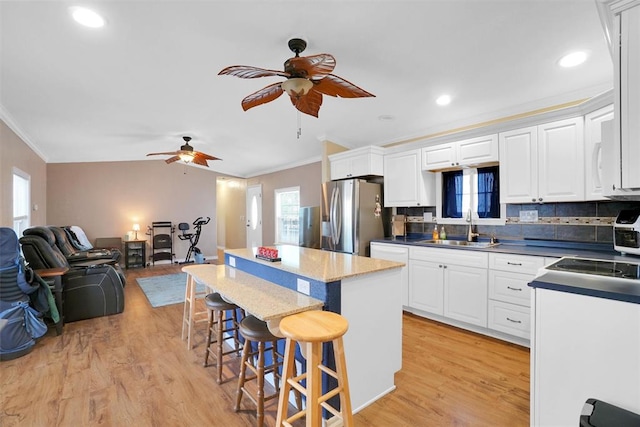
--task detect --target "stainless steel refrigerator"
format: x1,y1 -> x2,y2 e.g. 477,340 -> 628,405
299,206 -> 320,249
321,179 -> 385,256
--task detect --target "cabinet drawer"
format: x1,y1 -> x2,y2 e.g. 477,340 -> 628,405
488,270 -> 532,307
410,246 -> 488,268
488,300 -> 530,339
489,253 -> 545,275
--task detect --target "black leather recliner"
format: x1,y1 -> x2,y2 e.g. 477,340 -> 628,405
19,231 -> 125,323
23,226 -> 126,286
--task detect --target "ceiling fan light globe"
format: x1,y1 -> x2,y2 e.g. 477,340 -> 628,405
281,78 -> 313,97
179,153 -> 194,163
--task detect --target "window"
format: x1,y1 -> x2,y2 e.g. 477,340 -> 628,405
275,187 -> 300,245
437,166 -> 504,224
13,168 -> 31,236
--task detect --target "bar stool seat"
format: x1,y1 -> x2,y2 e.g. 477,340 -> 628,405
275,310 -> 353,427
203,292 -> 243,384
235,315 -> 301,426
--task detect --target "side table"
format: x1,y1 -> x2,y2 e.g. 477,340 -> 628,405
125,240 -> 147,269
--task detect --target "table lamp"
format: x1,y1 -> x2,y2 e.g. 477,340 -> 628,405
132,223 -> 140,240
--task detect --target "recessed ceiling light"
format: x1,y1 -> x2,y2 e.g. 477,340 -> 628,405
436,95 -> 451,106
559,51 -> 587,68
378,115 -> 395,121
70,7 -> 105,28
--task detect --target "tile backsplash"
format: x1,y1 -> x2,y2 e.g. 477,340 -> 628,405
396,201 -> 640,244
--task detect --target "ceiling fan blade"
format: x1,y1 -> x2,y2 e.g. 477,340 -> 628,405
195,151 -> 221,161
241,82 -> 285,111
286,54 -> 336,79
218,65 -> 289,79
290,90 -> 323,118
313,74 -> 375,98
147,151 -> 179,156
190,155 -> 210,167
165,156 -> 181,164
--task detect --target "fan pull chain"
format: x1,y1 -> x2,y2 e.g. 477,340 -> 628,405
297,110 -> 302,139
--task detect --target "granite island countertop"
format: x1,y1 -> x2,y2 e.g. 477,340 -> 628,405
225,245 -> 404,283
182,264 -> 324,321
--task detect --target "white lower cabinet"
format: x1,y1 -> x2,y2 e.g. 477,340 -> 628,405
408,246 -> 488,328
403,246 -> 558,346
488,300 -> 530,339
443,264 -> 488,327
487,253 -> 557,341
408,260 -> 444,314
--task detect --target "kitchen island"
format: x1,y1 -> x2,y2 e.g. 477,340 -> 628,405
224,245 -> 405,413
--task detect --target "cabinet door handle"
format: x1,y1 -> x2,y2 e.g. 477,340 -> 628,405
506,317 -> 522,324
443,265 -> 447,269
438,264 -> 443,268
507,262 -> 522,266
507,286 -> 522,291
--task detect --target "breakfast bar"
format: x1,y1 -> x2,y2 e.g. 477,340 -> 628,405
182,264 -> 324,326
224,245 -> 405,413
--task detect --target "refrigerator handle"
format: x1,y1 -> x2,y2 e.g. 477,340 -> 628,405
334,185 -> 342,246
329,186 -> 337,245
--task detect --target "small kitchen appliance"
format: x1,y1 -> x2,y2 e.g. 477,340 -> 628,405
614,209 -> 640,256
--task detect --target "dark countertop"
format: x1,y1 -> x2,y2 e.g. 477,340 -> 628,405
372,237 -> 640,304
371,236 -> 637,261
529,267 -> 640,305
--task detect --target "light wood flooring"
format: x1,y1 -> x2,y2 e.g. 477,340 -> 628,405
0,263 -> 530,426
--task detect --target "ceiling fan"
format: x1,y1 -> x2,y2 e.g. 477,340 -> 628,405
146,136 -> 221,167
218,38 -> 375,117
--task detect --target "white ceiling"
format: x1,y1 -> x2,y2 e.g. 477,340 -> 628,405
0,0 -> 613,178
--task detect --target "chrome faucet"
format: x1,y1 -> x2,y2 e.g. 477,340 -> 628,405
466,209 -> 479,242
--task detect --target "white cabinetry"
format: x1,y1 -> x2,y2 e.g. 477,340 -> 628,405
370,242 -> 409,307
329,146 -> 384,180
531,288 -> 640,426
422,134 -> 498,171
487,253 -> 545,339
584,104 -> 614,200
384,149 -> 436,207
613,0 -> 640,190
499,117 -> 585,203
408,260 -> 444,314
409,246 -> 488,327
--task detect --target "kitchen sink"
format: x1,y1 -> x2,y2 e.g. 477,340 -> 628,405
417,239 -> 500,248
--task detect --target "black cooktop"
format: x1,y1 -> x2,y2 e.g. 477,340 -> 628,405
547,258 -> 640,280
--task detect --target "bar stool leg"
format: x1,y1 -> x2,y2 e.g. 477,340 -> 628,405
257,341 -> 266,427
333,336 -> 354,427
216,310 -> 225,383
181,275 -> 197,349
235,339 -> 251,413
203,308 -> 215,367
275,339 -> 297,426
307,341 -> 322,427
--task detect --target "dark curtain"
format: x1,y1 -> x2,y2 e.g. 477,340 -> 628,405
442,170 -> 463,218
477,166 -> 500,218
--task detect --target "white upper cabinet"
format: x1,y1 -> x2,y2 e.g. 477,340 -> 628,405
329,146 -> 384,180
422,134 -> 498,171
499,117 -> 585,204
384,149 -> 436,207
614,0 -> 640,189
584,104 -> 614,201
498,126 -> 538,203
